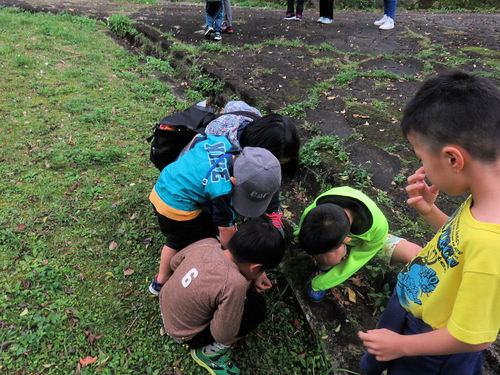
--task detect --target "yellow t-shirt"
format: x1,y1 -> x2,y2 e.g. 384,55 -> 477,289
396,196 -> 500,344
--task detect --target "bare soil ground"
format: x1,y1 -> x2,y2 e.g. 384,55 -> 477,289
3,0 -> 499,373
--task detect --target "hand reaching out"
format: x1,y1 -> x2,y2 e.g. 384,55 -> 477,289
358,329 -> 405,362
405,167 -> 439,216
253,272 -> 272,293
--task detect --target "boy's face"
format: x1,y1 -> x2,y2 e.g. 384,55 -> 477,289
313,237 -> 350,269
407,132 -> 466,196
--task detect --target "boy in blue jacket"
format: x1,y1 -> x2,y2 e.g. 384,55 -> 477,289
148,134 -> 281,295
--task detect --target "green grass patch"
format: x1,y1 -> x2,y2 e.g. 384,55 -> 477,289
0,7 -> 331,374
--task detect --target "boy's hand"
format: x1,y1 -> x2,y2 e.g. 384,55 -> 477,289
406,167 -> 439,215
358,329 -> 405,362
253,272 -> 272,293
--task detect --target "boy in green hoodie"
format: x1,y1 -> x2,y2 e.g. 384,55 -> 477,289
294,186 -> 421,302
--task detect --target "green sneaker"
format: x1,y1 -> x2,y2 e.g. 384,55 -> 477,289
191,347 -> 240,375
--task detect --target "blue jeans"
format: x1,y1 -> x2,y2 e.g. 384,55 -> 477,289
360,290 -> 483,375
384,0 -> 397,20
206,1 -> 223,33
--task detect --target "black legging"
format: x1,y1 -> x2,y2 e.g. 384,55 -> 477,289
185,289 -> 266,349
319,0 -> 333,19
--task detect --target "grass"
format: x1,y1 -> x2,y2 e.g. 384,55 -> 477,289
0,7 -> 331,374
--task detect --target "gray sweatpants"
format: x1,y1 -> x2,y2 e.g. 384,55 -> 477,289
223,0 -> 232,26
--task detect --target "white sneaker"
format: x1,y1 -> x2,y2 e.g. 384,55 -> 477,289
379,17 -> 394,30
374,14 -> 388,26
317,17 -> 324,23
322,18 -> 333,24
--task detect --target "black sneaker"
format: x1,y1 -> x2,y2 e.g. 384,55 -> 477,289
204,26 -> 214,38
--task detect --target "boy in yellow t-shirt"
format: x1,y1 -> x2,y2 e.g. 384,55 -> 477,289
359,70 -> 500,374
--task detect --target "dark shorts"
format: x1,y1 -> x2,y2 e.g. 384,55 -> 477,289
153,206 -> 217,251
361,290 -> 483,375
185,289 -> 266,349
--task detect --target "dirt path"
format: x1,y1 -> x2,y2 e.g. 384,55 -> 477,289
3,0 -> 499,373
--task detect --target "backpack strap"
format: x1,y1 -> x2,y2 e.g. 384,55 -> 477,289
217,110 -> 261,121
202,152 -> 233,189
202,152 -> 234,223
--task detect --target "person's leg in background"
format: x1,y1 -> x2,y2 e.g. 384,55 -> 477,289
222,0 -> 233,32
379,0 -> 396,30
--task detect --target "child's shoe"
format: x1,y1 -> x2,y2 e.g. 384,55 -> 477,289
322,18 -> 333,24
305,268 -> 326,302
284,13 -> 296,20
265,211 -> 285,238
379,17 -> 394,30
214,32 -> 222,41
317,17 -> 324,23
305,281 -> 326,303
374,14 -> 388,26
149,276 -> 163,295
222,25 -> 233,33
295,13 -> 302,21
191,347 -> 241,375
204,26 -> 214,38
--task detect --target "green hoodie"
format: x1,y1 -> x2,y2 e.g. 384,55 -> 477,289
294,186 -> 388,291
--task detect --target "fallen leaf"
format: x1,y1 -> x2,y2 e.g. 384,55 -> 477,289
17,224 -> 26,231
352,114 -> 371,119
105,272 -> 114,278
332,287 -> 344,306
69,181 -> 79,191
20,308 -> 28,316
109,241 -> 117,250
334,323 -> 341,333
349,276 -> 363,287
293,318 -> 301,330
123,268 -> 134,276
346,287 -> 357,303
79,356 -> 98,368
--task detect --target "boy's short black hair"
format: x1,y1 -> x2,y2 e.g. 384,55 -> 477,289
239,114 -> 300,178
299,203 -> 350,255
401,70 -> 500,162
227,218 -> 285,269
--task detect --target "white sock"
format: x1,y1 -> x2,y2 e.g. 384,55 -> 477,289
203,342 -> 229,355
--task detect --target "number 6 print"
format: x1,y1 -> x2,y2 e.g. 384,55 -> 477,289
181,268 -> 198,288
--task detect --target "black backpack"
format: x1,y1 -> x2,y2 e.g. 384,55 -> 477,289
148,104 -> 260,171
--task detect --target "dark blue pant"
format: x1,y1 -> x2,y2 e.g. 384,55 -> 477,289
360,290 -> 483,375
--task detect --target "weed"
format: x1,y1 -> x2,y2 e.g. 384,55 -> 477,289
299,135 -> 346,167
371,99 -> 388,111
108,14 -> 137,38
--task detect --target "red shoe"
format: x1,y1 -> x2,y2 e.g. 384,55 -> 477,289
222,25 -> 233,33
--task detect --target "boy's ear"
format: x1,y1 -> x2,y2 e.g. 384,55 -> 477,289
443,145 -> 466,172
343,236 -> 352,244
230,176 -> 236,185
249,263 -> 263,273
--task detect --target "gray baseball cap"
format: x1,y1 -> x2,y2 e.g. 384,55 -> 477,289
232,147 -> 281,217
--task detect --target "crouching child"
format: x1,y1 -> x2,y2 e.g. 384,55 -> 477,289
159,218 -> 285,375
294,186 -> 422,302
